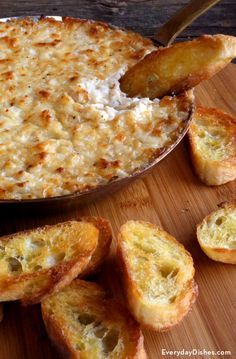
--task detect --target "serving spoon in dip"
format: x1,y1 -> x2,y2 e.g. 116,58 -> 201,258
120,0 -> 236,99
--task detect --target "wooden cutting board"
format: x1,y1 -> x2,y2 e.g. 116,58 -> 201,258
0,64 -> 235,359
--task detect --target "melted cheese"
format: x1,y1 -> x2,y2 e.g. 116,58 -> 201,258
0,17 -> 192,199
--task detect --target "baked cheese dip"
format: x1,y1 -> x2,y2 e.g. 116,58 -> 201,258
0,17 -> 192,199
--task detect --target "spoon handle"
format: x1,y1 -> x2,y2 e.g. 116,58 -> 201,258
154,0 -> 221,46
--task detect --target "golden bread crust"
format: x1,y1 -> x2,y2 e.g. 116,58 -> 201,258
42,279 -> 146,358
197,203 -> 236,264
188,107 -> 236,185
117,220 -> 198,331
79,217 -> 112,277
0,217 -> 110,304
120,34 -> 236,99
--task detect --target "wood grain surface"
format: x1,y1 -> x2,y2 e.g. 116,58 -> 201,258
0,2 -> 235,358
0,63 -> 235,358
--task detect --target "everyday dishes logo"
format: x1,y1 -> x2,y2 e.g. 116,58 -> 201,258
162,349 -> 232,356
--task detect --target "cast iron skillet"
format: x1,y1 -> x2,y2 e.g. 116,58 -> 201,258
0,16 -> 193,213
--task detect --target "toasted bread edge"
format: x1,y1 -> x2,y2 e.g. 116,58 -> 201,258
0,219 -> 100,305
197,203 -> 236,264
117,220 -> 198,331
79,217 -> 112,278
42,279 -> 147,359
188,107 -> 236,186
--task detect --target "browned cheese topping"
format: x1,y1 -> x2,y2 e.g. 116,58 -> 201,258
0,17 -> 191,199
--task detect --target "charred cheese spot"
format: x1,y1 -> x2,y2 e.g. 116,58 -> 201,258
0,36 -> 18,47
94,159 -> 121,169
38,90 -> 51,100
1,71 -> 14,80
40,110 -> 52,126
0,17 -> 191,199
0,59 -> 12,64
34,39 -> 61,47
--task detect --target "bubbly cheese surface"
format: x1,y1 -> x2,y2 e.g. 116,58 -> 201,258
0,17 -> 192,199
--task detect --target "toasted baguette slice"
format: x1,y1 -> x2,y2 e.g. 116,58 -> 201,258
188,107 -> 236,185
0,219 -> 100,304
42,279 -> 146,359
197,203 -> 236,264
120,35 -> 236,99
79,217 -> 112,278
117,221 -> 198,331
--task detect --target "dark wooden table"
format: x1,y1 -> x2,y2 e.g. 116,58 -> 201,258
0,0 -> 235,40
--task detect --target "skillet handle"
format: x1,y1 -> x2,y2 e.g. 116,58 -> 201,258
154,0 -> 221,46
